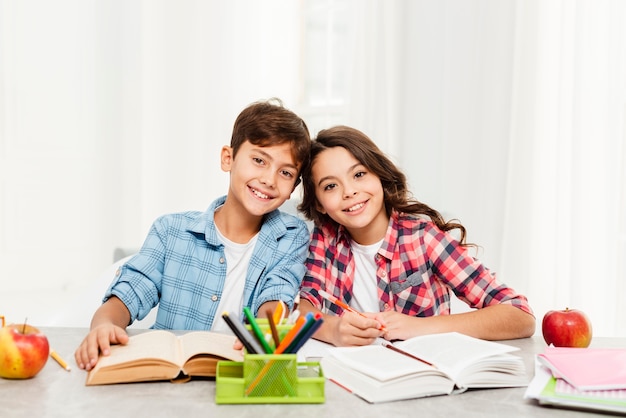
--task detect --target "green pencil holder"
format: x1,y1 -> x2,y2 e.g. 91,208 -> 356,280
245,320 -> 291,352
215,354 -> 325,404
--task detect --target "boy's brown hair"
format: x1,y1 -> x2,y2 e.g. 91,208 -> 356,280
231,98 -> 311,185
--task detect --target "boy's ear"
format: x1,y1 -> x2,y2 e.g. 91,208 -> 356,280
220,146 -> 233,172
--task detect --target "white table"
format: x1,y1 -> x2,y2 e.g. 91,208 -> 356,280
1,328 -> 623,418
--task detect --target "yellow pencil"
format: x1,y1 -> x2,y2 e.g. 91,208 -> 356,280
50,349 -> 71,371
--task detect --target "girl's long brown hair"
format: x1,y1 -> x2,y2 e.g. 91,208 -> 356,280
298,126 -> 471,246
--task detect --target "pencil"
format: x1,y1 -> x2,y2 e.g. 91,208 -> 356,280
265,308 -> 281,349
286,316 -> 324,354
381,340 -> 436,368
50,349 -> 71,371
274,315 -> 307,354
243,306 -> 273,354
284,313 -> 318,353
221,312 -> 263,354
318,289 -> 385,331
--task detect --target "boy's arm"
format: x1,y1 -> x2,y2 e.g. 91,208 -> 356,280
74,296 -> 131,371
253,220 -> 310,313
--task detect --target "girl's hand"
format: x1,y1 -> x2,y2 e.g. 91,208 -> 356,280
375,310 -> 422,341
330,311 -> 384,346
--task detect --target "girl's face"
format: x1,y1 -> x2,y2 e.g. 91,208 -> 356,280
311,146 -> 389,245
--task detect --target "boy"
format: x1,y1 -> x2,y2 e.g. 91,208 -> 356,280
75,99 -> 311,371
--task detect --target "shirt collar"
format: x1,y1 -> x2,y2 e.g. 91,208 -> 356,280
187,195 -> 296,246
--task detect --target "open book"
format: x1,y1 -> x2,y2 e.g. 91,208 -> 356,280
321,332 -> 528,403
86,330 -> 244,386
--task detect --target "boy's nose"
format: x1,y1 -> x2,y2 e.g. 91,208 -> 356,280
260,173 -> 276,188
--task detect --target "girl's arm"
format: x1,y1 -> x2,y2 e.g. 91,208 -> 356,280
377,304 -> 536,341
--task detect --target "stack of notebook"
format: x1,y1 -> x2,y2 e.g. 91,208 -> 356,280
524,346 -> 626,414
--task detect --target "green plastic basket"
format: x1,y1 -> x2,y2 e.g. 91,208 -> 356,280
215,354 -> 325,404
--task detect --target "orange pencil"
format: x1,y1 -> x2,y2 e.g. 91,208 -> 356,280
318,289 -> 385,331
273,315 -> 307,354
244,315 -> 307,396
50,349 -> 71,371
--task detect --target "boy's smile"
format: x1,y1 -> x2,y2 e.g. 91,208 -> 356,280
221,140 -> 299,223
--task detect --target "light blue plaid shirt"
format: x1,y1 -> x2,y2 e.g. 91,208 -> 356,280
105,196 -> 309,330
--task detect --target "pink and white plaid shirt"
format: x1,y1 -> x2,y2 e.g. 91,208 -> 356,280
300,210 -> 533,318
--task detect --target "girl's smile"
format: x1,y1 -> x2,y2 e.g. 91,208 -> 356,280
312,146 -> 388,245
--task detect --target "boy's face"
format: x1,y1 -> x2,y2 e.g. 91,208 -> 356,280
221,140 -> 300,217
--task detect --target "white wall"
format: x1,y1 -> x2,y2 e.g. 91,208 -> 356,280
2,1 -> 625,337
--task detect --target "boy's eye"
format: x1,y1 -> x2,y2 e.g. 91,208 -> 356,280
253,157 -> 265,165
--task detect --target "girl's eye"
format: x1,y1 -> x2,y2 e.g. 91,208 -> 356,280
323,183 -> 337,191
355,171 -> 366,179
281,170 -> 294,178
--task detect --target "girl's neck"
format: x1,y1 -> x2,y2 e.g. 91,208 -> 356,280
347,212 -> 389,245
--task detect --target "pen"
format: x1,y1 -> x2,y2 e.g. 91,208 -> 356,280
243,306 -> 273,354
50,349 -> 71,371
318,289 -> 385,331
381,340 -> 436,368
221,312 -> 263,354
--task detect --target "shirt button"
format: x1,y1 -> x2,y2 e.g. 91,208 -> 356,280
380,271 -> 387,278
384,303 -> 390,309
115,267 -> 121,277
211,295 -> 218,302
219,257 -> 225,264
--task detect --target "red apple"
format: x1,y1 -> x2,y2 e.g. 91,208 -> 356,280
0,322 -> 50,379
542,308 -> 592,348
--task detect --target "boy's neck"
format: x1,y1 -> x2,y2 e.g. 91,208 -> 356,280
214,199 -> 263,244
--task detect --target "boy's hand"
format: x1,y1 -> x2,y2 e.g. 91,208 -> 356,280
74,324 -> 129,371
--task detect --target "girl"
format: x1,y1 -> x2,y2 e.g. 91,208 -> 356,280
298,126 -> 535,346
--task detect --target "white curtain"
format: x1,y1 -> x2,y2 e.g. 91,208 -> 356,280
502,0 -> 626,337
345,0 -> 626,337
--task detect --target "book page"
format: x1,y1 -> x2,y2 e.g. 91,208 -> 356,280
394,332 -> 519,378
179,331 -> 243,364
326,345 -> 440,382
94,330 -> 179,369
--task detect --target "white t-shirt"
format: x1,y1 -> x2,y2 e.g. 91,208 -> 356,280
350,239 -> 383,313
211,227 -> 258,332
